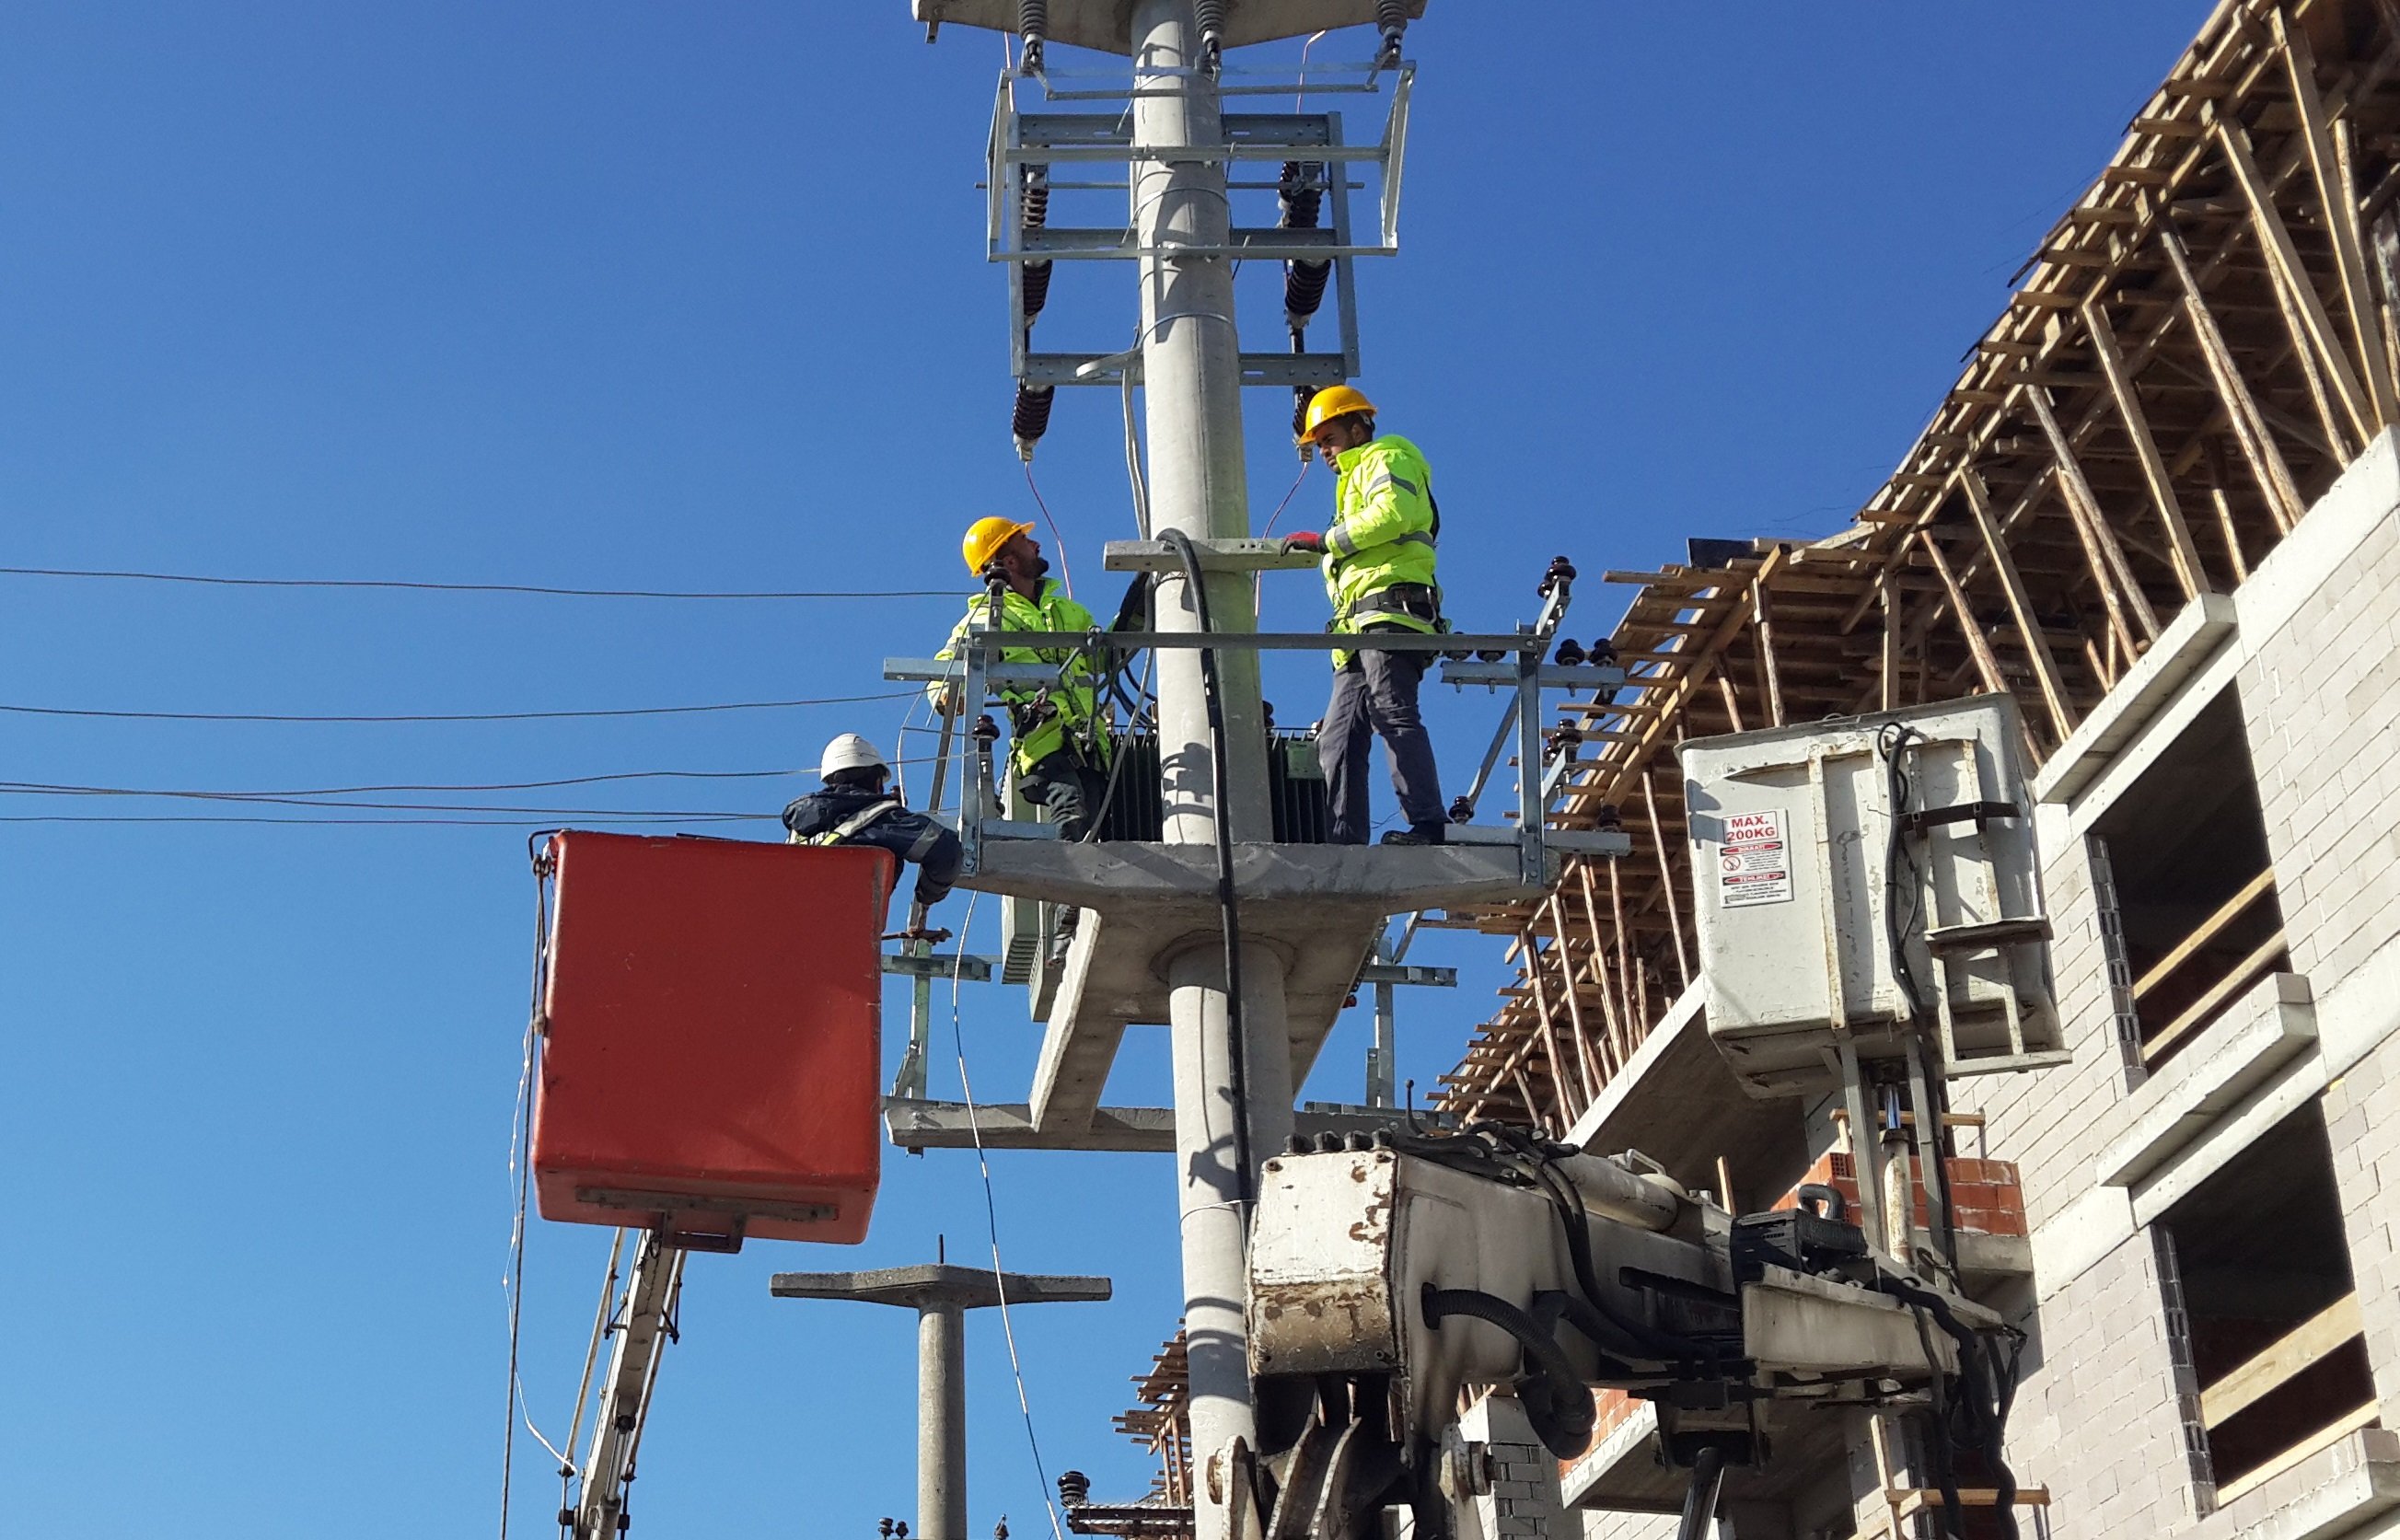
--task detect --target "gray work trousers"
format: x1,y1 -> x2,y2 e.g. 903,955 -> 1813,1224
1319,627 -> 1446,844
1018,749 -> 1105,842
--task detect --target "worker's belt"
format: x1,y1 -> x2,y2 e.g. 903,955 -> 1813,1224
1343,582 -> 1443,628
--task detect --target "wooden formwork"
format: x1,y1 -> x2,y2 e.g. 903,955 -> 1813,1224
1438,0 -> 2400,1131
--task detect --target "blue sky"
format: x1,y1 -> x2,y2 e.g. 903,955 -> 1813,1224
2,5 -> 2211,1535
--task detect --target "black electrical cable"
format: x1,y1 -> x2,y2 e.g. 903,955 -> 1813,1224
1879,1273 -> 2024,1540
0,770 -> 806,798
1470,1123 -> 1718,1361
1529,1291 -> 1643,1378
1158,527 -> 1254,1204
0,788 -> 776,816
1877,720 -> 1964,1268
0,689 -> 919,724
1420,1285 -> 1596,1459
0,565 -> 953,599
0,812 -> 753,827
1388,1122 -> 1718,1361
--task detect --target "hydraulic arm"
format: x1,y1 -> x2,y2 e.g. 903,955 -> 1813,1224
1242,1125 -> 2017,1540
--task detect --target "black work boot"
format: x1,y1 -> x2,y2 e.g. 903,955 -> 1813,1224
1379,823 -> 1447,847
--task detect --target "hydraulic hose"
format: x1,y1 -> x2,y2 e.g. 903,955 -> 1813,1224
1531,1290 -> 1645,1373
1878,1274 -> 2023,1540
1159,527 -> 1254,1204
1675,1447 -> 1727,1540
1421,1285 -> 1596,1459
1876,722 -> 1964,1272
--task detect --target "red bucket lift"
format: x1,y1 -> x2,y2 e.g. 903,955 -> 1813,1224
531,830 -> 892,1249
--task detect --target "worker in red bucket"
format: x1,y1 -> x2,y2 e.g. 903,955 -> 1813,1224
783,734 -> 963,912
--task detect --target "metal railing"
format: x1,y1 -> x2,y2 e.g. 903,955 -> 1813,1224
884,624 -> 1629,885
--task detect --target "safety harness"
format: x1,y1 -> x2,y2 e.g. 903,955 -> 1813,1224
802,800 -> 946,861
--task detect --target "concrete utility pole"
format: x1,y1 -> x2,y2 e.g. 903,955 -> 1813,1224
1126,12 -> 1301,1540
771,1263 -> 1110,1540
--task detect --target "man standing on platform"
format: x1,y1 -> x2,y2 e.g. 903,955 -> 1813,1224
1282,385 -> 1448,846
933,515 -> 1112,960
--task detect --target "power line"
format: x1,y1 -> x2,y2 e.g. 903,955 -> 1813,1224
0,786 -> 780,816
0,564 -> 957,601
0,756 -> 950,801
0,813 -> 759,826
0,770 -> 806,796
0,689 -> 920,724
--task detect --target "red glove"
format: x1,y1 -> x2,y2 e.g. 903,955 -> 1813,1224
1282,531 -> 1326,554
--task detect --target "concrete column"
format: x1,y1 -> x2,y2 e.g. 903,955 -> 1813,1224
1167,941 -> 1296,1540
1131,0 -> 1271,841
1127,6 -> 1293,1540
919,1299 -> 968,1540
770,1265 -> 1109,1540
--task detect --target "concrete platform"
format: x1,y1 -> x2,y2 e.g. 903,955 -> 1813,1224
883,1097 -> 1436,1153
956,838 -> 1539,911
959,840 -> 1540,1137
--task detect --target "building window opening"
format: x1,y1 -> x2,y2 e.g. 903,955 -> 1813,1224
2088,691 -> 2286,1074
2157,1103 -> 2375,1506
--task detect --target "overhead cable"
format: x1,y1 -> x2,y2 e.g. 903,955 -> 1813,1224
0,565 -> 955,600
945,888 -> 1071,1540
0,786 -> 779,816
0,812 -> 759,827
0,770 -> 804,797
0,689 -> 918,724
1020,460 -> 1076,596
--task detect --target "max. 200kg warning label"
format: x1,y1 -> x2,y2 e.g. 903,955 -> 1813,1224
1717,809 -> 1792,909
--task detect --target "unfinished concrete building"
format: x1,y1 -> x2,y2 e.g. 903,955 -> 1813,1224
1083,1 -> 2400,1534
1425,0 -> 2400,1534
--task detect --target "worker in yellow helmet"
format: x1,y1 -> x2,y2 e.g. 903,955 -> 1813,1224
1281,385 -> 1447,846
935,516 -> 1113,957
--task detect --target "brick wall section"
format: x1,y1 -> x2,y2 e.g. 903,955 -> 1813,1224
1777,1152 -> 2026,1237
2007,1232 -> 2200,1534
2237,450 -> 2400,1439
1463,1394 -> 1568,1540
2323,1029 -> 2400,1426
2242,491 -> 2400,991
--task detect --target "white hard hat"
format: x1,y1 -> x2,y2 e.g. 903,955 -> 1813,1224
818,733 -> 890,779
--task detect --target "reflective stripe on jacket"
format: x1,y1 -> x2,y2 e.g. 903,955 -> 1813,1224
1321,434 -> 1440,668
935,579 -> 1112,772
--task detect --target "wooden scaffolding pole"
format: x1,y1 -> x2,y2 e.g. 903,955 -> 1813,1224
2082,299 -> 2211,598
2219,113 -> 2374,447
1641,768 -> 1691,985
2027,385 -> 2160,645
2161,220 -> 2305,530
1961,470 -> 2081,742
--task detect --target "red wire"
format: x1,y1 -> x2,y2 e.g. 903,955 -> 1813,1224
1021,460 -> 1076,597
1258,458 -> 1312,538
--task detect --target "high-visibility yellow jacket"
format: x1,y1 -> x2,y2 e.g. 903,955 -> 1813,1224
1321,433 -> 1440,667
935,579 -> 1112,772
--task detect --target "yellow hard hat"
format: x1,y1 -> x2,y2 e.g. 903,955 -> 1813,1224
1301,384 -> 1377,443
961,515 -> 1035,575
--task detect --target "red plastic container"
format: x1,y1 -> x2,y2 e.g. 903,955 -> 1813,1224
531,831 -> 892,1248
